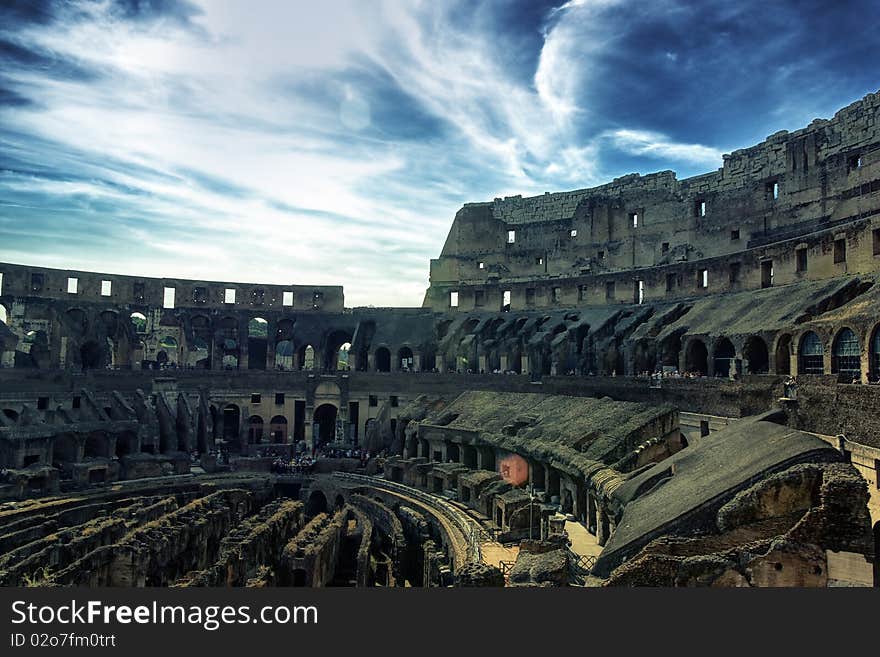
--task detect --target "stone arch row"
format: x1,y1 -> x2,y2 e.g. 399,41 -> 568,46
677,323 -> 880,381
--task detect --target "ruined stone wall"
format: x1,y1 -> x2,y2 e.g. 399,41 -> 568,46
174,499 -> 304,587
278,509 -> 347,587
0,261 -> 344,312
604,463 -> 874,586
45,489 -> 254,586
426,91 -> 880,312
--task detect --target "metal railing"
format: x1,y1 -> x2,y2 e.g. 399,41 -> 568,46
567,548 -> 596,585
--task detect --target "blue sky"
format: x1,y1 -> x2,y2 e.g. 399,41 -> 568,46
1,0 -> 879,306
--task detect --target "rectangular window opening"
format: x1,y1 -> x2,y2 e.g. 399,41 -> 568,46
796,249 -> 808,273
163,287 -> 175,309
474,290 -> 485,306
100,280 -> 112,297
478,261 -> 485,269
833,238 -> 846,264
729,263 -> 741,285
605,281 -> 615,301
699,269 -> 709,289
661,242 -> 670,253
761,260 -> 774,288
730,229 -> 740,241
666,273 -> 675,293
251,393 -> 261,404
570,229 -> 578,237
873,229 -> 880,256
450,291 -> 459,307
507,230 -> 516,244
630,212 -> 639,228
67,277 -> 78,294
502,290 -> 511,310
694,200 -> 706,217
282,291 -> 294,306
636,280 -> 645,304
225,288 -> 236,304
275,393 -> 285,405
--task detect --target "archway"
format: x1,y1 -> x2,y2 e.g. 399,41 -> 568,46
275,340 -> 294,370
269,415 -> 288,442
115,432 -> 138,458
300,344 -> 315,370
324,330 -> 353,371
832,327 -> 860,382
15,330 -> 49,369
313,404 -> 338,445
130,312 -> 147,334
799,331 -> 824,375
247,317 -> 268,370
870,326 -> 880,383
189,337 -> 210,369
713,338 -> 736,378
83,433 -> 108,459
306,490 -> 328,516
375,347 -> 391,372
775,334 -> 792,375
874,522 -> 879,587
222,405 -> 240,443
397,346 -> 414,371
632,339 -> 656,375
743,336 -> 769,374
248,415 -> 264,444
80,341 -> 102,370
336,342 -> 351,371
52,434 -> 79,471
685,339 -> 708,376
158,336 -> 177,366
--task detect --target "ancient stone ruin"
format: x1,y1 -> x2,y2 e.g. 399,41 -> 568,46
1,91 -> 879,586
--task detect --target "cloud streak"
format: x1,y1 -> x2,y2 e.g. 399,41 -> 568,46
0,0 -> 879,306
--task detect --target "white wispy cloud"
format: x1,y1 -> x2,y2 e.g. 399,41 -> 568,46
603,129 -> 724,167
0,0 -> 736,306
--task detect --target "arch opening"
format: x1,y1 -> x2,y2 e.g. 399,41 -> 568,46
685,339 -> 708,376
744,336 -> 769,374
775,334 -> 792,375
799,331 -> 824,375
313,404 -> 338,446
713,338 -> 736,378
375,347 -> 391,372
397,346 -> 414,371
832,328 -> 861,382
248,415 -> 264,444
269,415 -> 288,443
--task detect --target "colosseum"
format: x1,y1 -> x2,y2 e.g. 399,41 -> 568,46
1,91 -> 879,588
